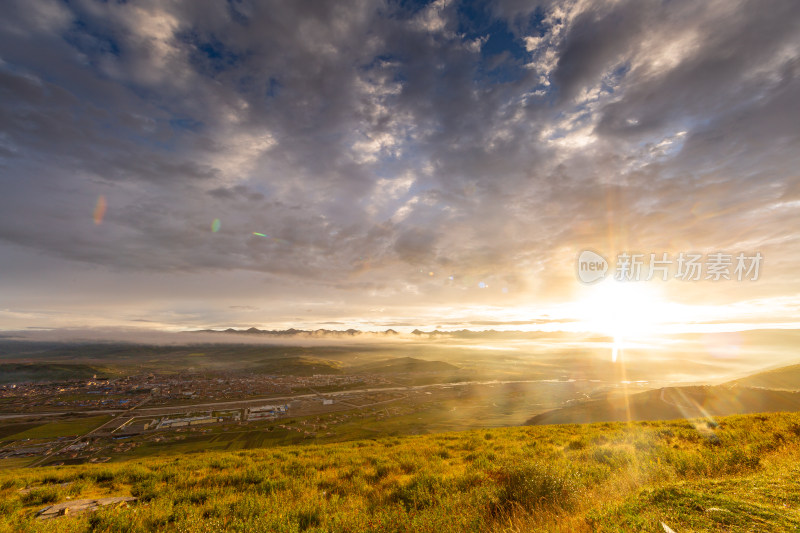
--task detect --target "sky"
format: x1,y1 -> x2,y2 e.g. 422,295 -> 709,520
0,0 -> 799,334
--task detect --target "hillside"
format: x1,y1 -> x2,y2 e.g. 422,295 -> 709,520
348,356 -> 460,374
526,385 -> 800,425
247,356 -> 343,376
0,363 -> 106,385
1,411 -> 799,531
727,362 -> 800,390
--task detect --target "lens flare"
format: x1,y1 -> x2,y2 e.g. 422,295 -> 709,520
211,218 -> 221,233
93,195 -> 107,225
252,232 -> 290,245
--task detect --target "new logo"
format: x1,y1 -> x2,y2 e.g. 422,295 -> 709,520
576,250 -> 608,284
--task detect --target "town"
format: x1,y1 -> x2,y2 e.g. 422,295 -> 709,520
0,369 -> 480,466
0,371 -> 390,413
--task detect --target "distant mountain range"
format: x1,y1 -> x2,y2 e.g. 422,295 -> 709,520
188,327 -> 400,337
186,327 -> 598,339
187,327 -> 497,337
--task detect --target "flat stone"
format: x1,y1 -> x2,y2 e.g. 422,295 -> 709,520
36,496 -> 136,520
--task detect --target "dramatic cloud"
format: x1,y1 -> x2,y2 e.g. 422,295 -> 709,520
0,0 -> 798,330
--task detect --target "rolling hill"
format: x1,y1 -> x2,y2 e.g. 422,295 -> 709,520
727,362 -> 800,390
347,356 -> 460,374
246,356 -> 343,376
0,363 -> 106,385
526,385 -> 800,425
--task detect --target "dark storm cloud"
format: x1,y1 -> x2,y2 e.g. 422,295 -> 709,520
593,1 -> 800,138
551,2 -> 648,104
0,0 -> 798,328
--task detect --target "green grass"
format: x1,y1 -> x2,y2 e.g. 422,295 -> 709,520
1,412 -> 799,531
0,457 -> 36,469
6,416 -> 111,440
0,423 -> 40,441
588,462 -> 800,531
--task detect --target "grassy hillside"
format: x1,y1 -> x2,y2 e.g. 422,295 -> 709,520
1,411 -> 799,531
527,385 -> 800,425
247,356 -> 343,376
728,363 -> 800,390
0,363 -> 106,385
348,357 -> 460,374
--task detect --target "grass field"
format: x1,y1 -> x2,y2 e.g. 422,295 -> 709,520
1,411 -> 799,531
3,416 -> 112,442
0,423 -> 41,441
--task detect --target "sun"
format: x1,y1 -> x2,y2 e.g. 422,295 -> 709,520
569,280 -> 675,361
